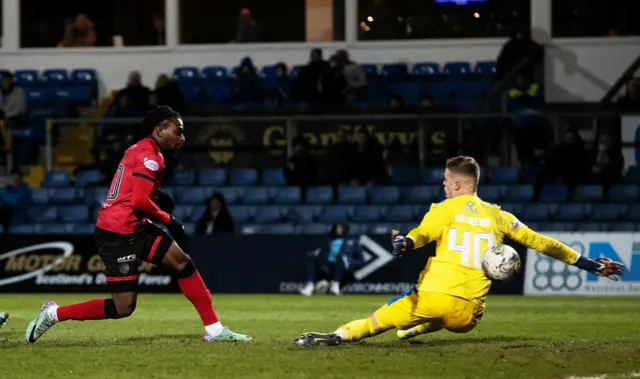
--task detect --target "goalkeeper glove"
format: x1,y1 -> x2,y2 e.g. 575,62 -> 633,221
592,257 -> 624,281
391,230 -> 414,257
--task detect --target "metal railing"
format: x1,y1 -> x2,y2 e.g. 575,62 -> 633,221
43,111 -> 628,171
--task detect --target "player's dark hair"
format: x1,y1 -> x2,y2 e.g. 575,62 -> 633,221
446,155 -> 480,186
141,106 -> 181,135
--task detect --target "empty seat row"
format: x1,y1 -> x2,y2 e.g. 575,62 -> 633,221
7,221 -> 640,236
506,203 -> 640,222
7,69 -> 97,88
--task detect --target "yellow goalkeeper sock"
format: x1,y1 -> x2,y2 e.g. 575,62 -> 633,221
335,317 -> 376,342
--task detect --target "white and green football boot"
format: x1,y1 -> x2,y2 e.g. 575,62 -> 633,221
0,312 -> 8,328
203,327 -> 252,342
26,301 -> 59,343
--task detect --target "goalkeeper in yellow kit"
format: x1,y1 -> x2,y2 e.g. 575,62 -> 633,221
295,156 -> 624,347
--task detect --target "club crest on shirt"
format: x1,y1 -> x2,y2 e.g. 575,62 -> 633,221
144,158 -> 159,171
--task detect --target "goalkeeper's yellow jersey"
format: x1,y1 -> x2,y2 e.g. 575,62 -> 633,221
408,194 -> 580,305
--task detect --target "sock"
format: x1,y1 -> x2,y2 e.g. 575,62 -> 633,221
56,299 -> 107,322
177,261 -> 219,327
336,317 -> 376,342
406,321 -> 443,337
205,322 -> 224,336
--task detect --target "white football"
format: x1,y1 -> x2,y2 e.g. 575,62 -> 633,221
481,244 -> 521,282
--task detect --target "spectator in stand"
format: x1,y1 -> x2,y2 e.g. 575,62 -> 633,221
234,8 -> 263,43
589,134 -> 624,187
100,138 -> 125,185
299,48 -> 330,103
284,136 -> 318,190
319,56 -> 347,107
496,28 -> 541,80
419,94 -> 435,108
388,94 -> 405,109
153,74 -> 186,115
351,130 -> 386,185
550,128 -> 588,187
196,193 -> 235,235
57,14 -> 97,48
269,63 -> 292,107
323,129 -> 356,186
0,169 -> 32,231
233,57 -> 262,103
617,78 -> 640,112
117,71 -> 151,112
299,222 -> 364,297
335,50 -> 367,102
0,72 -> 28,126
151,13 -> 166,45
101,93 -> 144,138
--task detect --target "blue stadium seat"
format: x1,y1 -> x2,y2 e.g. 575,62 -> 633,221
92,207 -> 99,221
14,69 -> 39,87
577,222 -> 603,232
477,185 -> 504,203
608,185 -> 639,203
539,185 -> 569,203
230,169 -> 258,186
338,187 -> 367,204
262,168 -> 286,186
609,222 -> 636,232
179,85 -> 201,102
370,186 -> 400,204
261,65 -> 277,84
228,206 -> 254,223
388,83 -> 420,104
88,187 -> 109,206
504,185 -> 534,203
423,167 -> 445,184
368,223 -> 403,235
59,205 -> 90,223
520,204 -> 551,221
262,223 -> 296,235
10,224 -> 35,234
173,66 -> 200,84
36,223 -> 68,234
70,69 -> 97,84
287,205 -> 319,224
306,187 -> 333,204
412,62 -> 440,77
171,169 -> 196,186
44,171 -> 71,188
573,185 -> 604,202
490,166 -> 519,184
555,204 -> 587,222
443,62 -> 472,77
204,85 -> 231,103
590,204 -> 621,222
173,205 -> 194,221
352,205 -> 383,222
273,187 -> 301,205
300,224 -> 330,235
242,187 -> 271,204
175,187 -> 208,205
41,69 -> 69,87
625,166 -> 640,183
68,86 -> 93,104
253,206 -> 282,223
385,205 -> 415,222
548,222 -> 572,232
48,188 -> 78,204
625,204 -> 640,222
31,189 -> 49,205
239,224 -> 262,235
317,205 -> 351,223
474,61 -> 497,76
458,82 -> 489,100
348,223 -> 368,236
75,169 -> 102,187
360,64 -> 378,78
402,186 -> 437,204
381,63 -> 409,80
202,66 -> 229,82
216,187 -> 238,204
500,203 -> 523,216
71,223 -> 95,234
197,168 -> 226,186
391,167 -> 421,185
290,65 -> 304,78
27,206 -> 59,223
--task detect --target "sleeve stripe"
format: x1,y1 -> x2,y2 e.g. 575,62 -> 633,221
132,172 -> 156,182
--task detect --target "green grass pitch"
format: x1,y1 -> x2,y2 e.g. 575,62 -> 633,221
0,294 -> 639,379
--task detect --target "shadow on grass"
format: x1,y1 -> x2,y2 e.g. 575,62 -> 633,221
1,333 -> 200,349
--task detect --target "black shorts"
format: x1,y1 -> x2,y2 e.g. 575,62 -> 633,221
94,223 -> 174,293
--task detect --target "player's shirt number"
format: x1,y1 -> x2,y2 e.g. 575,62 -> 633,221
447,228 -> 495,269
107,164 -> 124,201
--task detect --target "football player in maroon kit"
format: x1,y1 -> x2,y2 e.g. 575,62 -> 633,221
26,106 -> 251,343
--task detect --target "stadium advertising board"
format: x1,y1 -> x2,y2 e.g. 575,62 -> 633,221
524,233 -> 640,296
0,235 -> 177,293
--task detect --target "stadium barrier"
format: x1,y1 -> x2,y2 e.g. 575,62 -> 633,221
2,233 -> 635,295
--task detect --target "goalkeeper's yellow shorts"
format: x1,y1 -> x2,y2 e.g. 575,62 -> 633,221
373,290 -> 485,333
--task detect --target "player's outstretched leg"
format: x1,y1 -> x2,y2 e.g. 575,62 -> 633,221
397,321 -> 443,340
162,242 -> 251,342
0,312 -> 8,328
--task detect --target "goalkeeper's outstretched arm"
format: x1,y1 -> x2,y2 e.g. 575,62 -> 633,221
501,212 -> 624,280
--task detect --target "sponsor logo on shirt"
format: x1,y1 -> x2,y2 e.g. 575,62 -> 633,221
144,158 -> 160,171
511,219 -> 524,228
455,214 -> 491,227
